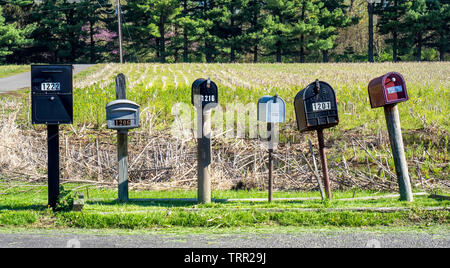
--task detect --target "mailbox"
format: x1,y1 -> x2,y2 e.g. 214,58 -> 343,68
31,65 -> 73,124
191,78 -> 218,108
368,72 -> 408,108
106,100 -> 140,130
294,80 -> 339,132
257,95 -> 286,123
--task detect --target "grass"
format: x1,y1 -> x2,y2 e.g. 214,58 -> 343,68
0,62 -> 449,230
0,183 -> 448,229
0,65 -> 29,79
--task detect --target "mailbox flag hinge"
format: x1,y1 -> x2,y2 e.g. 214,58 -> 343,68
314,79 -> 320,95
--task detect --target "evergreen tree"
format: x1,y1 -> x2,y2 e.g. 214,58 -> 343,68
242,0 -> 267,63
264,0 -> 297,62
402,0 -> 431,61
77,0 -> 115,63
175,0 -> 204,62
318,0 -> 355,62
0,5 -> 33,63
427,0 -> 449,61
376,0 -> 409,62
292,0 -> 323,63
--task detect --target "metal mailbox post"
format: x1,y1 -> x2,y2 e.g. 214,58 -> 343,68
106,74 -> 140,202
294,80 -> 339,200
31,65 -> 73,209
368,72 -> 413,202
257,94 -> 286,202
192,78 -> 218,204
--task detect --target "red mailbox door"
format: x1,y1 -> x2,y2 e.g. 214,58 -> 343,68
384,73 -> 407,103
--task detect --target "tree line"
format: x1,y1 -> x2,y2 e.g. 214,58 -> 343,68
0,0 -> 448,64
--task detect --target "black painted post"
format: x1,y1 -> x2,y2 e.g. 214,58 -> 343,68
47,124 -> 60,209
267,122 -> 274,202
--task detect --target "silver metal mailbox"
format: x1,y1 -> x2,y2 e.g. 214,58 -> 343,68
257,95 -> 286,123
106,100 -> 140,131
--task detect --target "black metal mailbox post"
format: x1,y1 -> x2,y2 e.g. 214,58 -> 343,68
31,65 -> 73,209
294,80 -> 339,200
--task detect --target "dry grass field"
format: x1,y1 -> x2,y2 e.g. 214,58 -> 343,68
0,62 -> 448,193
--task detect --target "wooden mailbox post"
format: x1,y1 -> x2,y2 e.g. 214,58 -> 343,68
106,74 -> 140,202
368,72 -> 413,202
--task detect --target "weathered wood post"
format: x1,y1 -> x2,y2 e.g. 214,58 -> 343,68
105,74 -> 140,203
368,72 -> 413,202
192,78 -> 218,204
197,109 -> 212,204
257,94 -> 286,203
116,74 -> 128,202
384,104 -> 413,201
294,80 -> 339,201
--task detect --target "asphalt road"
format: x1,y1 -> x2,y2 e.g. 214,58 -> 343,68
0,64 -> 95,93
0,231 -> 448,248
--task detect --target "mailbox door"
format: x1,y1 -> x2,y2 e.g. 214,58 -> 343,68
384,73 -> 408,104
32,95 -> 73,124
31,65 -> 73,95
294,90 -> 307,131
106,100 -> 140,130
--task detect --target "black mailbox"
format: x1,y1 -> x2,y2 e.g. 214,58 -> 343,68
31,65 -> 73,124
294,80 -> 339,132
191,78 -> 218,109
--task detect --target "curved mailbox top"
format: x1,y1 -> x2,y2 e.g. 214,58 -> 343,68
294,80 -> 339,132
106,99 -> 140,109
257,95 -> 286,123
191,78 -> 218,109
368,72 -> 408,109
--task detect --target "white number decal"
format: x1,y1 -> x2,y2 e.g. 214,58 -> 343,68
312,102 -> 331,112
41,82 -> 61,91
201,95 -> 215,102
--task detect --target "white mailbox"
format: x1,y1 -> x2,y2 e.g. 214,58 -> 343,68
257,95 -> 286,123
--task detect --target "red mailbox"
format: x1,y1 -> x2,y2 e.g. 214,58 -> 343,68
368,72 -> 408,108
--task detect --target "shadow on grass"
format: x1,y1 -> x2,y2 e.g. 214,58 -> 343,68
0,204 -> 48,212
86,199 -> 201,208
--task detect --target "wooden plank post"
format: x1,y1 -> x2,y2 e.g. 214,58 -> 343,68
197,109 -> 212,204
384,104 -> 413,202
115,74 -> 129,202
317,128 -> 332,200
